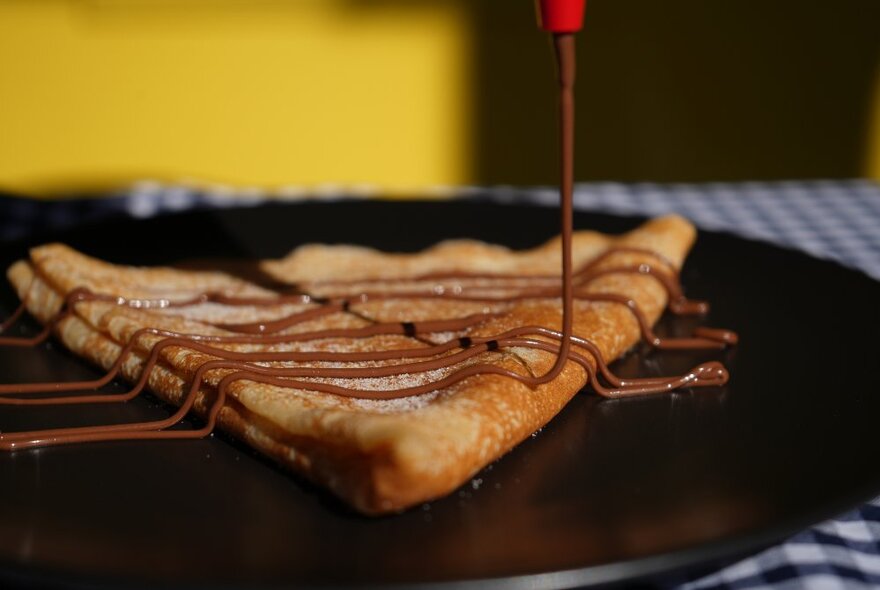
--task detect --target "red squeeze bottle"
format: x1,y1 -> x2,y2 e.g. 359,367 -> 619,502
536,0 -> 586,32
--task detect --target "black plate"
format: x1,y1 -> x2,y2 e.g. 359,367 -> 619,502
1,199 -> 879,589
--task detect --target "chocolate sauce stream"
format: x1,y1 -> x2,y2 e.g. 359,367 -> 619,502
544,32 -> 576,385
0,300 -> 26,333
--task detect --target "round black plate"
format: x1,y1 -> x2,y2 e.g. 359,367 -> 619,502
1,199 -> 879,589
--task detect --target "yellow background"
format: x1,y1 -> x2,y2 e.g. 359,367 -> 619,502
0,0 -> 471,194
1,0 -> 878,196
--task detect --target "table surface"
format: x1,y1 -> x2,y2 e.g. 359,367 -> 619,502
1,179 -> 878,589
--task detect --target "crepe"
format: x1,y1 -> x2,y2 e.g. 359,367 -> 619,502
5,215 -> 696,514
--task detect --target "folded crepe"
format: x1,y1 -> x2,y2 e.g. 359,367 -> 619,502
5,215 -> 696,514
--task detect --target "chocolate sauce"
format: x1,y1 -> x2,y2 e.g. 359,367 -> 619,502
0,31 -> 736,450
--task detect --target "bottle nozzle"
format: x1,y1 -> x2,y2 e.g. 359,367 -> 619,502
536,0 -> 587,33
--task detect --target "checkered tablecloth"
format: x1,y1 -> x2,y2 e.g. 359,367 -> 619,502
1,179 -> 879,589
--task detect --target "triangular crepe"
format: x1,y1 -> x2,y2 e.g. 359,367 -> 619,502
5,215 -> 702,514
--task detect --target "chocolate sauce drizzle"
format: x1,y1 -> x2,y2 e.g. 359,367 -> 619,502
0,32 -> 736,450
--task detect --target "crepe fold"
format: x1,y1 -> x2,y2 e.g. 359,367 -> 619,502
5,215 -> 695,514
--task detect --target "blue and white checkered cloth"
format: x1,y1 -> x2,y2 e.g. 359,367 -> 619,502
671,501 -> 880,590
2,179 -> 879,282
1,179 -> 878,589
